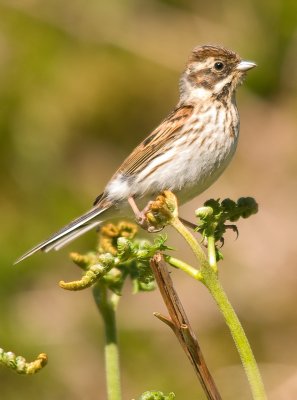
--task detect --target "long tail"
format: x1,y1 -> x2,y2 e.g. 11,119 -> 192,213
14,205 -> 109,264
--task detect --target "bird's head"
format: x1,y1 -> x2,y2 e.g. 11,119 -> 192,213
179,45 -> 256,103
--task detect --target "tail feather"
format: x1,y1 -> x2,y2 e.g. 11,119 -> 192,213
44,221 -> 100,252
14,206 -> 108,264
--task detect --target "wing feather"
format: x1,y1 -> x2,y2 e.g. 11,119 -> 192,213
117,104 -> 194,177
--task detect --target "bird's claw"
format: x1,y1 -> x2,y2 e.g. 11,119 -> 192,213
147,225 -> 164,233
136,210 -> 164,233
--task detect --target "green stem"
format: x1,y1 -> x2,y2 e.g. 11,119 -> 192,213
170,217 -> 209,270
164,255 -> 202,281
204,272 -> 266,400
93,284 -> 122,400
207,235 -> 217,273
169,217 -> 267,400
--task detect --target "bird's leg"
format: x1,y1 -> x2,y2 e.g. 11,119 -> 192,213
127,196 -> 151,229
127,196 -> 143,221
127,196 -> 163,233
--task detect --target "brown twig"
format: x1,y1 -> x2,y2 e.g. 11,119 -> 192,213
150,253 -> 222,400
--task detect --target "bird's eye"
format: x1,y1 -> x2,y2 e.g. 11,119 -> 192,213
214,61 -> 224,71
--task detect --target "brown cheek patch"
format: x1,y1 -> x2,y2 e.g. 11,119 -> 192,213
192,60 -> 238,90
197,79 -> 213,89
189,68 -> 215,89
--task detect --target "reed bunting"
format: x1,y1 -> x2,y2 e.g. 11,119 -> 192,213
16,45 -> 256,263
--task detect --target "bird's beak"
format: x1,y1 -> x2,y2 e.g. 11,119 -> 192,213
236,60 -> 257,72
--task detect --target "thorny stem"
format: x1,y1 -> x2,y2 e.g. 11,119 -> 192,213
169,216 -> 267,400
93,283 -> 121,400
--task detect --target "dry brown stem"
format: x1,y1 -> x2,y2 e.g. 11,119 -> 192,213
150,253 -> 222,400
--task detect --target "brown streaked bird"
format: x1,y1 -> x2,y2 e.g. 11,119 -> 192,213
15,45 -> 256,264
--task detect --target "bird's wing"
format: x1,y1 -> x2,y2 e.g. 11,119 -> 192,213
116,104 -> 194,177
93,104 -> 194,206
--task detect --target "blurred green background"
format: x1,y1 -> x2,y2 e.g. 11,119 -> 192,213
0,0 -> 296,399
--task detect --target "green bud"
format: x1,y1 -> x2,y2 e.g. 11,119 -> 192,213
138,391 -> 175,400
195,206 -> 214,219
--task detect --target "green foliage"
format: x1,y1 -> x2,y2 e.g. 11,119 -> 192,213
138,391 -> 175,400
2,194 -> 263,399
105,235 -> 171,294
196,197 -> 258,261
69,196 -> 258,294
61,222 -> 171,293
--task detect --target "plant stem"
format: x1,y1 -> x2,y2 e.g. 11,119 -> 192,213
170,217 -> 209,271
151,253 -> 222,400
204,272 -> 266,400
207,235 -> 217,273
164,255 -> 202,280
169,216 -> 267,400
93,284 -> 122,400
205,234 -> 266,400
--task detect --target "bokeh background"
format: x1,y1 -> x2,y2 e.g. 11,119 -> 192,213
0,0 -> 296,399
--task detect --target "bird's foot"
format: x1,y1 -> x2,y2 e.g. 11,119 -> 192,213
128,197 -> 165,233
